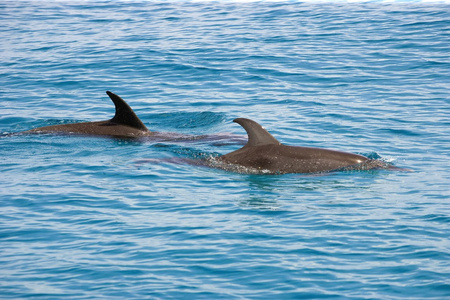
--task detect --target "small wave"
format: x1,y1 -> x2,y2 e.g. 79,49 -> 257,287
205,155 -> 409,175
206,156 -> 274,174
364,151 -> 382,160
148,111 -> 226,132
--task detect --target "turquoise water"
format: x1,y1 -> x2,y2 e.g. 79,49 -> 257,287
1,0 -> 449,299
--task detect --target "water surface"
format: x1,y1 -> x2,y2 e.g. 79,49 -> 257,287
1,1 -> 449,299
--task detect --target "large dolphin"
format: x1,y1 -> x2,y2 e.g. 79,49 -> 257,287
217,118 -> 405,174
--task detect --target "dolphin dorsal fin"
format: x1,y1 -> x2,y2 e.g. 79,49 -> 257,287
106,91 -> 148,131
234,118 -> 280,147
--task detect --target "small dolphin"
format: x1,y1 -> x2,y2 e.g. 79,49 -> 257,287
217,118 -> 405,174
22,91 -> 243,144
23,91 -> 156,138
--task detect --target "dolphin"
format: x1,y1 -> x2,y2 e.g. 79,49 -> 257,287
22,91 -> 244,144
217,118 -> 404,174
23,91 -> 155,138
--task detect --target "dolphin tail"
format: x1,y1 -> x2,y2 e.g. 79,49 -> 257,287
385,164 -> 414,172
106,91 -> 148,131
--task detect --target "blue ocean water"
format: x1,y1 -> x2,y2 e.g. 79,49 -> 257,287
1,0 -> 449,299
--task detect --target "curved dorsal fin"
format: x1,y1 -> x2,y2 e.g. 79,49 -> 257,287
234,118 -> 280,147
106,91 -> 148,131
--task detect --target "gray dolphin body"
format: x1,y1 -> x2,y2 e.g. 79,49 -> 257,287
24,91 -> 154,138
218,118 -> 399,174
